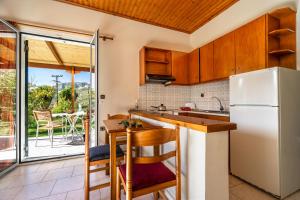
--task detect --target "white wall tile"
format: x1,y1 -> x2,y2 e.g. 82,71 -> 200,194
138,80 -> 229,111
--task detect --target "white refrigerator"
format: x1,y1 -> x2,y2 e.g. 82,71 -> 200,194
230,67 -> 300,199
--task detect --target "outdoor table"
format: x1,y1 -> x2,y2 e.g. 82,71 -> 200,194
103,119 -> 161,200
52,111 -> 85,141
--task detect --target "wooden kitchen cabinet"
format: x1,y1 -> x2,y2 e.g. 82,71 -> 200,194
235,15 -> 266,74
188,48 -> 200,84
213,32 -> 236,79
171,51 -> 189,84
200,42 -> 214,82
139,47 -> 172,85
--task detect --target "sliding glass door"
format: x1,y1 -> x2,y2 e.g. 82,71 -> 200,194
0,19 -> 19,174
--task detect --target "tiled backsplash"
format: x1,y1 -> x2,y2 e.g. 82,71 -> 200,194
191,80 -> 229,111
138,80 -> 229,111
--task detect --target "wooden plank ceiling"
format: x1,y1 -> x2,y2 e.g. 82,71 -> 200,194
56,0 -> 238,33
28,39 -> 90,72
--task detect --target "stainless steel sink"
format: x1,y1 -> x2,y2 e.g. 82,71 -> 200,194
191,109 -> 230,115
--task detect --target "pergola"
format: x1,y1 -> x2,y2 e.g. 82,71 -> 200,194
28,38 -> 91,111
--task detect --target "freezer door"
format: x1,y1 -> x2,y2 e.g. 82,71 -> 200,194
230,106 -> 280,196
230,68 -> 278,106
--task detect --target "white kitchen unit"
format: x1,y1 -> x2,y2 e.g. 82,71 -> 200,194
131,113 -> 234,200
230,67 -> 300,199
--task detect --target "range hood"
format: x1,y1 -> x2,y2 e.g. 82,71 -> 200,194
146,74 -> 176,86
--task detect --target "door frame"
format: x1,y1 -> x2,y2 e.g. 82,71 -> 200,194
19,32 -> 91,163
89,30 -> 99,146
0,18 -> 20,176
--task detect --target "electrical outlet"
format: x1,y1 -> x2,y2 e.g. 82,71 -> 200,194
100,126 -> 105,131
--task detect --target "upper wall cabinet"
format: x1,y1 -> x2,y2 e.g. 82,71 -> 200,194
171,51 -> 189,85
213,32 -> 236,79
139,47 -> 172,85
200,42 -> 214,82
188,48 -> 200,84
235,15 -> 266,74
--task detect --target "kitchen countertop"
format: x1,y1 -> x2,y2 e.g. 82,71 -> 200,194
130,110 -> 236,133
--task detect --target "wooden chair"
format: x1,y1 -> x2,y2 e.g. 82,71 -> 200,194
117,127 -> 181,200
33,110 -> 65,147
84,114 -> 124,200
107,114 -> 130,145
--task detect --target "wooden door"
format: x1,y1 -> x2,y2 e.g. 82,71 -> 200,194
213,32 -> 235,79
235,15 -> 266,74
200,42 -> 214,82
188,48 -> 200,84
171,51 -> 188,84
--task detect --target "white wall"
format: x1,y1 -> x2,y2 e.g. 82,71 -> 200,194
0,0 -> 192,142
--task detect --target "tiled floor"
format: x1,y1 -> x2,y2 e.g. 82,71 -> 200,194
1,157 -> 300,200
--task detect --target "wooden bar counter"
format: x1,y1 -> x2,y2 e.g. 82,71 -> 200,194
130,110 -> 237,200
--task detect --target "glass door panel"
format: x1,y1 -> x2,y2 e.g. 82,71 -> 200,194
0,19 -> 18,173
89,30 -> 99,147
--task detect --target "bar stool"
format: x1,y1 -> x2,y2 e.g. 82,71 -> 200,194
84,115 -> 124,200
116,127 -> 181,200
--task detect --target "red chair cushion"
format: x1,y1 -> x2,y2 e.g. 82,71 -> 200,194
119,162 -> 176,191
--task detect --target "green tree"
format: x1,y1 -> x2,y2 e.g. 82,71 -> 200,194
52,87 -> 78,113
28,86 -> 55,128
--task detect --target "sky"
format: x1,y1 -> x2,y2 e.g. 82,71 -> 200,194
28,67 -> 90,86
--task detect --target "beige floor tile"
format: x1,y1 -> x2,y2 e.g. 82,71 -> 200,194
4,164 -> 39,177
72,164 -> 84,176
0,186 -> 23,200
230,193 -> 241,200
0,171 -> 47,190
14,181 -> 56,200
230,183 -> 277,200
63,158 -> 84,168
66,188 -> 100,200
229,175 -> 244,188
42,166 -> 74,182
36,193 -> 67,200
51,175 -> 84,194
36,161 -> 65,172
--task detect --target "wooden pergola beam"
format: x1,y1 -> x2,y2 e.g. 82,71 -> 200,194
45,41 -> 63,65
28,62 -> 92,72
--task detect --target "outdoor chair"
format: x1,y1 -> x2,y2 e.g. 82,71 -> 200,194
33,110 -> 65,147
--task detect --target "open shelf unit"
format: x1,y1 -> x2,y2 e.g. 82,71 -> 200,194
268,28 -> 295,37
267,7 -> 296,69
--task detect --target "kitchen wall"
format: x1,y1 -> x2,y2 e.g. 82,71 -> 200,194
138,80 -> 229,111
0,0 -> 192,143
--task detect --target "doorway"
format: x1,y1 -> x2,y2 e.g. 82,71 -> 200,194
0,19 -> 19,174
20,33 -> 98,162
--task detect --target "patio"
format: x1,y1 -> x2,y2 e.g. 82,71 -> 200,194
25,135 -> 85,160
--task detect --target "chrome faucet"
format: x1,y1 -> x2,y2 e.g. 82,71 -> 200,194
212,96 -> 224,111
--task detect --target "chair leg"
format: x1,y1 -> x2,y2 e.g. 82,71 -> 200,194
116,170 -> 121,200
153,192 -> 159,200
176,184 -> 181,200
85,161 -> 90,200
35,126 -> 39,146
51,129 -> 54,148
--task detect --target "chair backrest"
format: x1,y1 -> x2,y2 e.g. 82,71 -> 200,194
33,110 -> 52,123
126,127 -> 181,190
107,114 -> 129,120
